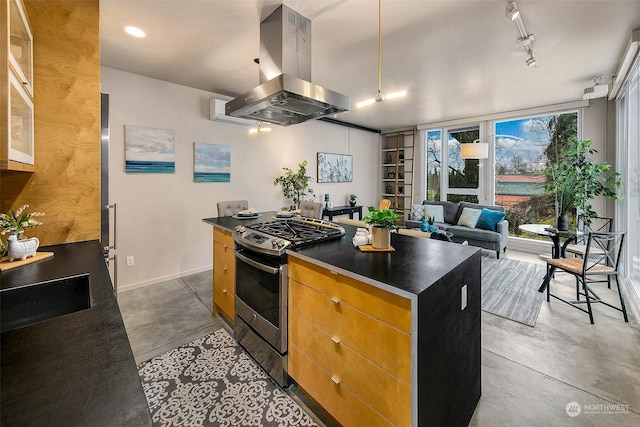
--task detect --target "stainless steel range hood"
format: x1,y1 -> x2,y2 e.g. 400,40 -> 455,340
226,5 -> 350,126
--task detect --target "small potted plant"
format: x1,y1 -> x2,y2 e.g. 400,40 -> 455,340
348,194 -> 357,207
0,204 -> 45,261
362,206 -> 401,249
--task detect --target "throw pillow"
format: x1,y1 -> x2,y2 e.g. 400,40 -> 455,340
424,205 -> 445,223
412,204 -> 425,221
476,209 -> 506,232
457,207 -> 482,228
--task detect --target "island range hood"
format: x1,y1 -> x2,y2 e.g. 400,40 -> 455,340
226,5 -> 350,126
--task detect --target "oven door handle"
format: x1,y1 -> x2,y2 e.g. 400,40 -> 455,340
234,250 -> 280,274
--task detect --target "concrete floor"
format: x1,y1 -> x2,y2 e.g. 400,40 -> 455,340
118,250 -> 640,426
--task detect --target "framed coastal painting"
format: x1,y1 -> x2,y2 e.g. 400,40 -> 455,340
193,142 -> 230,182
125,125 -> 175,173
317,152 -> 353,183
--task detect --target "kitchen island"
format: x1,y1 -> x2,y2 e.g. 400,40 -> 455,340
204,214 -> 482,427
0,240 -> 152,426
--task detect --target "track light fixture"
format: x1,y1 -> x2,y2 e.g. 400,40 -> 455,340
505,0 -> 519,21
525,50 -> 537,67
505,1 -> 537,68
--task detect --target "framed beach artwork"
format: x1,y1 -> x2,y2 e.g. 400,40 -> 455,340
125,125 -> 175,173
317,152 -> 353,183
193,142 -> 230,182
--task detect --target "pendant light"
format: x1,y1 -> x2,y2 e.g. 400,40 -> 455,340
356,0 -> 406,108
248,123 -> 271,134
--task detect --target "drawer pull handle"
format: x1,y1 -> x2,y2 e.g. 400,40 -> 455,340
330,376 -> 340,385
330,336 -> 340,345
222,288 -> 227,294
223,266 -> 228,271
330,297 -> 340,305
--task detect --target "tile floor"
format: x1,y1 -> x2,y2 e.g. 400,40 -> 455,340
118,250 -> 640,426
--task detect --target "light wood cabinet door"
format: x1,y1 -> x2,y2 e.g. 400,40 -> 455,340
213,228 -> 235,321
288,257 -> 413,427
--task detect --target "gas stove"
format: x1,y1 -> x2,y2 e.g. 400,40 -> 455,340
234,217 -> 345,256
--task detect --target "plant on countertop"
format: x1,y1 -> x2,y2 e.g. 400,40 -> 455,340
362,206 -> 401,229
0,204 -> 45,239
274,160 -> 315,210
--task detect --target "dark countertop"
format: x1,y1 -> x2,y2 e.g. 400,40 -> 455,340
1,240 -> 152,426
203,213 -> 480,297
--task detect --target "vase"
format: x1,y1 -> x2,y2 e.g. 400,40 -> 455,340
371,226 -> 391,249
557,214 -> 569,231
349,200 -> 356,207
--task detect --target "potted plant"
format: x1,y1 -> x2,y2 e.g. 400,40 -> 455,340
273,160 -> 314,210
362,206 -> 401,249
0,204 -> 45,240
348,194 -> 357,207
547,139 -> 621,230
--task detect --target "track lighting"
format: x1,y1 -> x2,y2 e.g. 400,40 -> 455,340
505,0 -> 519,21
525,50 -> 537,67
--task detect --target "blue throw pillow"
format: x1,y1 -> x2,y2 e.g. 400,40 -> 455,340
476,209 -> 505,232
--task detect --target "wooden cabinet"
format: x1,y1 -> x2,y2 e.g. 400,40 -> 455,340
382,129 -> 415,220
288,257 -> 412,426
213,227 -> 235,322
1,0 -> 35,171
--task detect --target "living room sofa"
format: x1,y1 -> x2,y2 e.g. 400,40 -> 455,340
405,200 -> 509,258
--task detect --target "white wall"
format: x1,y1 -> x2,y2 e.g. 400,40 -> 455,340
101,67 -> 380,291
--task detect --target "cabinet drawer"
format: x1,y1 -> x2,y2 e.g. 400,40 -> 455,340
288,345 -> 394,427
213,259 -> 234,319
290,279 -> 411,384
213,227 -> 234,247
214,241 -> 235,267
289,258 -> 411,334
290,312 -> 411,426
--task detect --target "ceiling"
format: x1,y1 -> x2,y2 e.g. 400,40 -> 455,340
100,0 -> 640,132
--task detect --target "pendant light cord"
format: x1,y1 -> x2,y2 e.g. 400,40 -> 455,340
377,0 -> 382,94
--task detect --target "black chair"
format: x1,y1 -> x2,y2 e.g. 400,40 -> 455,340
543,231 -> 628,324
566,215 -> 614,288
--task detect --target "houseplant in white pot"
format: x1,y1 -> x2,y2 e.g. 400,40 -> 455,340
362,206 -> 401,249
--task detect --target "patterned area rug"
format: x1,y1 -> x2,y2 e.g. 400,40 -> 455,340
481,257 -> 545,327
138,329 -> 318,427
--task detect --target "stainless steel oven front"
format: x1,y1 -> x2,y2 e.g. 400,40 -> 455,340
233,247 -> 288,386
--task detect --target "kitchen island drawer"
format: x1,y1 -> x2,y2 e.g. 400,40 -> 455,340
288,344 -> 394,427
288,258 -> 411,334
214,240 -> 235,266
213,227 -> 234,247
290,278 -> 411,384
290,311 -> 411,426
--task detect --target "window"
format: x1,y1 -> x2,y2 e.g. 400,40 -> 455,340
494,112 -> 578,236
425,130 -> 441,201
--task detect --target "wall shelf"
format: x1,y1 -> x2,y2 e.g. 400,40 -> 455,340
381,129 -> 415,220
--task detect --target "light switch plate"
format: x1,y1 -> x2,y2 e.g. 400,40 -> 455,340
461,284 -> 467,310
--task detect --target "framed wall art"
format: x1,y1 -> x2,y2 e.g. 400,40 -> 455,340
193,142 -> 230,182
125,125 -> 175,173
317,152 -> 353,183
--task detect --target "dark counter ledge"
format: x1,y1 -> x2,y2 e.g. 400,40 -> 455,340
1,240 -> 152,427
204,213 -> 481,297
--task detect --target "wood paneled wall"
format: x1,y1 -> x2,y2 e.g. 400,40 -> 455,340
0,0 -> 100,245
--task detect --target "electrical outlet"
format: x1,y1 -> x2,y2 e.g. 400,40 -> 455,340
126,256 -> 134,267
461,284 -> 467,310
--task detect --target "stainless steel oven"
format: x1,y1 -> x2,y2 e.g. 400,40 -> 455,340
233,246 -> 288,386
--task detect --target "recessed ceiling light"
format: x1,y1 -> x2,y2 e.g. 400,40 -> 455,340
124,26 -> 146,38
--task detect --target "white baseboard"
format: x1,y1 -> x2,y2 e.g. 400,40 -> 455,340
622,278 -> 640,323
118,265 -> 213,293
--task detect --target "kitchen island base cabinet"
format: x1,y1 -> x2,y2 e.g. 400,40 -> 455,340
213,227 -> 235,324
288,253 -> 481,427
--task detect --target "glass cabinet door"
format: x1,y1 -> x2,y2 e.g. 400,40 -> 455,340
9,71 -> 34,165
9,0 -> 33,96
